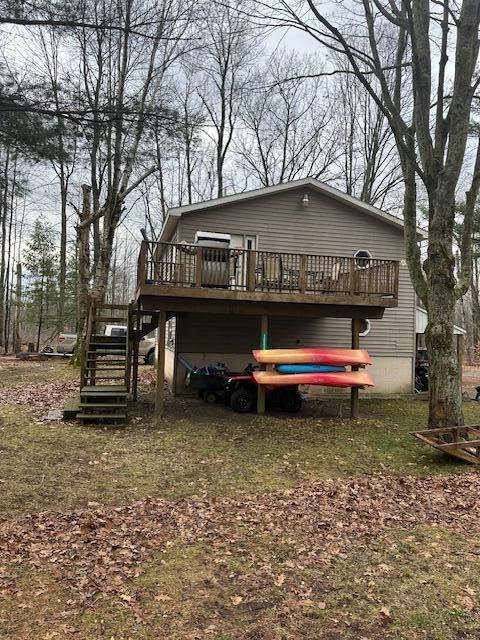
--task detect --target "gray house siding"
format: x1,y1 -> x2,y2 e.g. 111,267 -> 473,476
175,187 -> 415,361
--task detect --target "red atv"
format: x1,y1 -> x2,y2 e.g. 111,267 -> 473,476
224,366 -> 303,413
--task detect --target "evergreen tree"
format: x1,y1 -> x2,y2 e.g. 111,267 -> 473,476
24,219 -> 59,350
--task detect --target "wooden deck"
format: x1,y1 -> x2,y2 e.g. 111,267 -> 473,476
133,242 -> 400,418
135,241 -> 399,312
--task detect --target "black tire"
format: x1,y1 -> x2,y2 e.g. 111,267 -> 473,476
204,390 -> 218,404
145,349 -> 155,365
280,390 -> 303,413
230,388 -> 255,413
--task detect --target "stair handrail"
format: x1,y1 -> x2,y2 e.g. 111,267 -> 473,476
80,296 -> 96,388
126,301 -> 134,394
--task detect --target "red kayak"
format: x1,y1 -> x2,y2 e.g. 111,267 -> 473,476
253,370 -> 375,388
252,348 -> 372,367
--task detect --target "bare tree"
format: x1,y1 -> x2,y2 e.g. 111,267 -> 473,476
332,54 -> 403,209
237,49 -> 338,187
75,0 -> 195,305
37,29 -> 78,331
258,0 -> 480,428
195,1 -> 259,197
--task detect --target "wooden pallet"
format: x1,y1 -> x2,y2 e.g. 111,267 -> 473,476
411,425 -> 480,464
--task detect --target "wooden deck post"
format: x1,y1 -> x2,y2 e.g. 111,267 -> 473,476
247,250 -> 257,291
195,246 -> 203,288
126,303 -> 133,395
132,307 -> 140,401
257,314 -> 268,414
350,318 -> 361,419
155,310 -> 167,418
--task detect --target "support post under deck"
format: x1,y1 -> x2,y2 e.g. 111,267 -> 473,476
257,314 -> 268,414
155,310 -> 167,418
132,307 -> 140,401
350,318 -> 361,419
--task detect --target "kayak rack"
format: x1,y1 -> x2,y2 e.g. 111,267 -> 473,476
411,425 -> 480,464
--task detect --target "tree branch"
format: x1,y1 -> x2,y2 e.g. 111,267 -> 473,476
456,134 -> 480,298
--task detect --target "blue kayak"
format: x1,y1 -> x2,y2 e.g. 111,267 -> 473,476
276,364 -> 346,374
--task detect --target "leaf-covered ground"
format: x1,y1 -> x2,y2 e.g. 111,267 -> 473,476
1,358 -> 480,639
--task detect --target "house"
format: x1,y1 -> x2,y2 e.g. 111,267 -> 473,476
133,177 -> 427,416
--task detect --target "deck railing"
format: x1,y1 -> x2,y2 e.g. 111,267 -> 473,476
137,241 -> 399,299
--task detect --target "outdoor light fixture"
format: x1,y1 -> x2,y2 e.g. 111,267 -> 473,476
302,193 -> 309,207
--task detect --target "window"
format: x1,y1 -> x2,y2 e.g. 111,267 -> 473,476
359,319 -> 371,337
110,327 -> 127,337
354,249 -> 372,268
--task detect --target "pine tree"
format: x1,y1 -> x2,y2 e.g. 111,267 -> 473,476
24,219 -> 59,350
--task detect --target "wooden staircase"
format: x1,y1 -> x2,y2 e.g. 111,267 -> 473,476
77,301 -> 131,425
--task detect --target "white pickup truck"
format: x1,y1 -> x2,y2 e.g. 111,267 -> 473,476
57,325 -> 156,364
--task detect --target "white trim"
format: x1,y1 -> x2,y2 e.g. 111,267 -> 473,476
359,319 -> 371,337
158,213 -> 181,244
159,177 -> 428,243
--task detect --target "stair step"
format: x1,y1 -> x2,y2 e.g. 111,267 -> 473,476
79,403 -> 127,409
81,384 -> 127,390
86,359 -> 126,364
77,413 -> 127,421
89,344 -> 126,350
96,317 -> 128,323
85,378 -> 126,383
81,393 -> 128,400
81,385 -> 127,393
90,335 -> 127,342
85,366 -> 126,371
88,350 -> 126,356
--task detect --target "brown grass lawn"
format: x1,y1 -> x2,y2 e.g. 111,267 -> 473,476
1,358 -> 480,639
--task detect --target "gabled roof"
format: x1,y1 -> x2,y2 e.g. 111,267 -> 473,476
159,177 -> 428,242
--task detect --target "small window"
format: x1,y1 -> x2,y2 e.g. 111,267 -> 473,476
110,327 -> 127,337
359,319 -> 371,337
354,249 -> 372,268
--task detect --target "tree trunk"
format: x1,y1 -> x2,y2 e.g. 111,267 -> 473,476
36,271 -> 44,353
0,147 -> 9,350
92,228 -> 116,305
76,185 -> 92,335
425,295 -> 463,427
58,175 -> 68,331
471,260 -> 480,350
13,262 -> 21,353
424,198 -> 463,427
91,202 -> 122,306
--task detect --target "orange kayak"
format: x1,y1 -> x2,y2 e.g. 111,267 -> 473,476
252,348 -> 372,367
253,370 -> 375,388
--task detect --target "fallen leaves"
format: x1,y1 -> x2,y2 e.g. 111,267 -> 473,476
379,606 -> 393,623
1,472 -> 480,630
0,379 -> 78,417
459,595 -> 475,611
